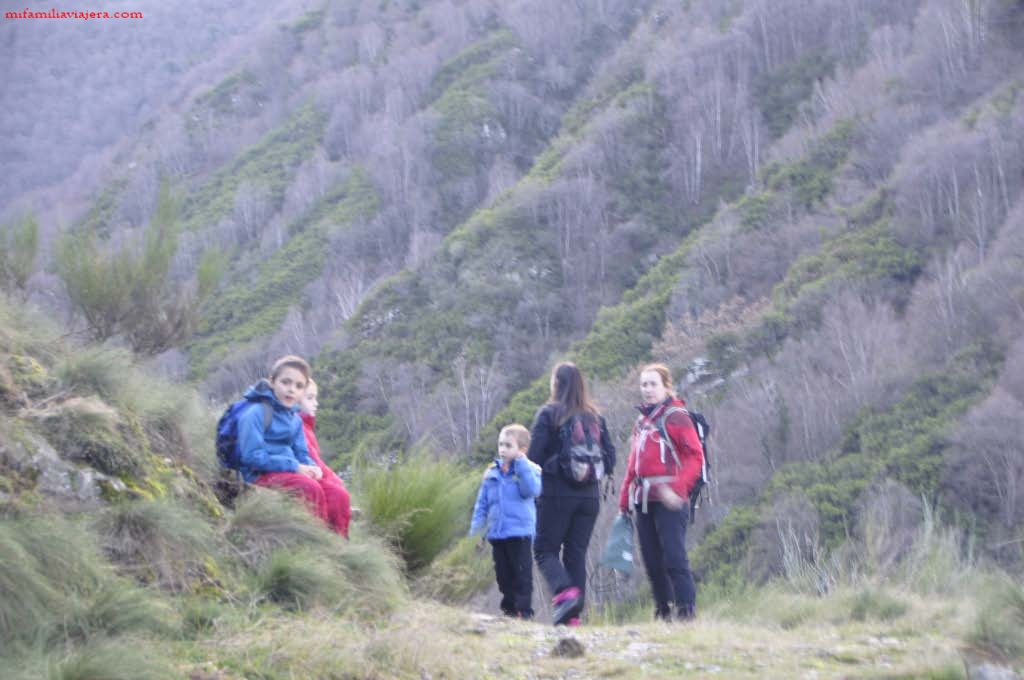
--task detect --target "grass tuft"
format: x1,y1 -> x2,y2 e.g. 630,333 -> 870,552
57,582 -> 173,644
96,498 -> 220,592
359,456 -> 478,571
967,576 -> 1024,662
254,548 -> 339,611
226,488 -> 334,568
848,587 -> 908,622
0,516 -> 104,645
414,534 -> 493,603
47,637 -> 175,680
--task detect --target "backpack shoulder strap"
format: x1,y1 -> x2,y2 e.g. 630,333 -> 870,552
656,406 -> 688,466
260,401 -> 273,432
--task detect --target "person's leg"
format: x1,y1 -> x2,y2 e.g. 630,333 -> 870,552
319,478 -> 351,537
491,539 -> 516,615
533,496 -> 573,595
510,536 -> 534,618
254,472 -> 328,524
561,496 -> 599,612
635,503 -> 672,619
651,502 -> 696,618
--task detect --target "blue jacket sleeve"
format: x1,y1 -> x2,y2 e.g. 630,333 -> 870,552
469,476 -> 489,536
513,457 -> 541,499
238,406 -> 299,474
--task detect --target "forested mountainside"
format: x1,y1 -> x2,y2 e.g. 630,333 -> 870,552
4,0 -> 1024,597
0,0 -> 314,211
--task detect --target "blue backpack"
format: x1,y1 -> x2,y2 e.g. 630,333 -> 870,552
215,398 -> 273,472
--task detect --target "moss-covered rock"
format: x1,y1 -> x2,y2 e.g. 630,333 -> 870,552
30,396 -> 152,478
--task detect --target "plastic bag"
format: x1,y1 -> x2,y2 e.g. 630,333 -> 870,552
599,512 -> 635,575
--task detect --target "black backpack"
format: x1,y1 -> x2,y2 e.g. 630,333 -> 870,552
557,414 -> 612,487
655,407 -> 711,524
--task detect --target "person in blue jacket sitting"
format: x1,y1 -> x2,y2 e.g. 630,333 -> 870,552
238,355 -> 341,529
470,424 -> 542,619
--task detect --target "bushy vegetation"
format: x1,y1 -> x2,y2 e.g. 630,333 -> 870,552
0,213 -> 38,297
55,184 -> 218,355
695,341 -> 1002,588
360,455 -> 480,571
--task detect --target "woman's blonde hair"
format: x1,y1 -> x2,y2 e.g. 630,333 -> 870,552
641,363 -> 676,397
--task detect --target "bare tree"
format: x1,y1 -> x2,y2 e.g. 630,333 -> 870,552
947,388 -> 1024,530
233,181 -> 271,242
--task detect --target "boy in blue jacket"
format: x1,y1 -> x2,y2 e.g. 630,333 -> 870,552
470,423 -> 542,619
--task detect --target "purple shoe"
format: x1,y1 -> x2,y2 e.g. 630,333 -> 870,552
552,586 -> 581,625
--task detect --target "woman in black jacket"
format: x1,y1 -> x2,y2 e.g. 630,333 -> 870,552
527,361 -> 615,625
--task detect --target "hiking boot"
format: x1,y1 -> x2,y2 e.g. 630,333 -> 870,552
566,617 -> 581,626
676,604 -> 696,621
551,586 -> 582,625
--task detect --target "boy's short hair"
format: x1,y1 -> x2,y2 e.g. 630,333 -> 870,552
500,423 -> 530,451
270,355 -> 311,381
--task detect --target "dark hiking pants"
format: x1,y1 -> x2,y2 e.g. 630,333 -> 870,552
491,536 -> 534,617
533,495 -> 599,609
634,501 -> 696,618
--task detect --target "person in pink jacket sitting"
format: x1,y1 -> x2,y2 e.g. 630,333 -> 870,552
297,378 -> 352,538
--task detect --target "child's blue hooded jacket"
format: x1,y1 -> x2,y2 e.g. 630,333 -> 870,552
470,456 -> 542,540
237,379 -> 314,483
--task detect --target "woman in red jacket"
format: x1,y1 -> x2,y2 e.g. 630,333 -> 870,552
619,363 -> 703,621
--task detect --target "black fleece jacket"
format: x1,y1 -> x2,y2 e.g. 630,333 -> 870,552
526,403 -> 616,498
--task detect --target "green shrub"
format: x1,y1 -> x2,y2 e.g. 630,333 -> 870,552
0,212 -> 39,295
360,456 -> 478,571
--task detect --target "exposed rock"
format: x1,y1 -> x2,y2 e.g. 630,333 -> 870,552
552,637 -> 585,658
0,424 -> 122,510
965,661 -> 1021,680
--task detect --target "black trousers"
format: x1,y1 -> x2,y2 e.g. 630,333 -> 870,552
533,495 -> 600,609
491,536 -> 534,617
634,501 -> 696,617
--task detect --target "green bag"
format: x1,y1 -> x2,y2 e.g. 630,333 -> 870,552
599,512 -> 635,575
